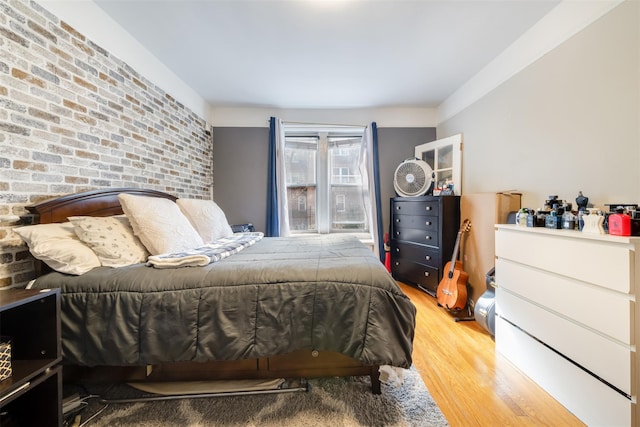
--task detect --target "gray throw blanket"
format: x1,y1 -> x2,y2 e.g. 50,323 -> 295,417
147,232 -> 264,268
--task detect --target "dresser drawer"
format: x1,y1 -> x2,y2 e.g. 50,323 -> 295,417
497,287 -> 631,395
391,256 -> 439,294
390,240 -> 440,268
392,199 -> 440,217
496,227 -> 634,293
392,227 -> 439,247
496,317 -> 632,427
496,258 -> 632,344
392,214 -> 438,231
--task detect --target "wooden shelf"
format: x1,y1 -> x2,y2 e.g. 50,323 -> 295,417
0,359 -> 59,396
0,288 -> 62,427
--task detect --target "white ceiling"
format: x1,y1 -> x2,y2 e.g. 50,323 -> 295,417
94,0 -> 561,110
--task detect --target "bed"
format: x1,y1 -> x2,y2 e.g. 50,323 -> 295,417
21,188 -> 416,393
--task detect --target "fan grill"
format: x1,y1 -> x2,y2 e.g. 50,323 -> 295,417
394,159 -> 433,197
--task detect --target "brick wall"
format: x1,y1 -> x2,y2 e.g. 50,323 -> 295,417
0,0 -> 213,288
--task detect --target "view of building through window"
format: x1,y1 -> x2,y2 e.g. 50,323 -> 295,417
284,133 -> 367,234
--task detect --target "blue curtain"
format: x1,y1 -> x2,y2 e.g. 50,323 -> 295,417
371,122 -> 384,262
266,117 -> 279,236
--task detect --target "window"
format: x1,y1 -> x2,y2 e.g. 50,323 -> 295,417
297,195 -> 306,212
284,131 -> 367,234
336,194 -> 346,212
333,167 -> 352,184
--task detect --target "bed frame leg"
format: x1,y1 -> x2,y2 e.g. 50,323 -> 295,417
370,368 -> 381,394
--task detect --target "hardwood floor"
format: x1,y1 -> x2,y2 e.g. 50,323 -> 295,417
399,282 -> 585,427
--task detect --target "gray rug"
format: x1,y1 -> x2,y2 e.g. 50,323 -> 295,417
72,367 -> 448,426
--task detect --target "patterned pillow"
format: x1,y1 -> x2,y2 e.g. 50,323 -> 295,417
176,199 -> 233,244
68,216 -> 149,267
14,222 -> 101,275
118,193 -> 204,255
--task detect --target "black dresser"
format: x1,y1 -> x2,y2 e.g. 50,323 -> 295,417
389,196 -> 461,296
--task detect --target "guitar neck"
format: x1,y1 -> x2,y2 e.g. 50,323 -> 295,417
448,230 -> 462,273
446,220 -> 471,276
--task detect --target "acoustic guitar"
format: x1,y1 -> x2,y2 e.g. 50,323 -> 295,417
436,219 -> 471,311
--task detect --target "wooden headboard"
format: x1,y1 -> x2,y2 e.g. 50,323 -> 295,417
26,188 -> 177,224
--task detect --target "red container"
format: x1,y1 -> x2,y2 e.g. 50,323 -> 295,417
609,213 -> 631,236
609,214 -> 640,236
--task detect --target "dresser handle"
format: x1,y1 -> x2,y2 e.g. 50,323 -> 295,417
425,206 -> 432,211
396,206 -> 401,210
395,248 -> 400,253
396,231 -> 400,236
395,262 -> 399,266
425,255 -> 430,261
425,221 -> 431,226
425,236 -> 431,240
395,218 -> 400,223
424,272 -> 430,277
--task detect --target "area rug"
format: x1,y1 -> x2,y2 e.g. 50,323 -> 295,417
70,367 -> 448,426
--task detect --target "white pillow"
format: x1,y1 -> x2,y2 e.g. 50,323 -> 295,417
68,216 -> 149,267
176,198 -> 233,244
14,222 -> 101,275
118,193 -> 204,255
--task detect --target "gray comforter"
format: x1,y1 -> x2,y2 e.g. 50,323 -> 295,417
32,235 -> 416,368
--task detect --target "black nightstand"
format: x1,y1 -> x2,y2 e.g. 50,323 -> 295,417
231,223 -> 255,233
0,288 -> 62,427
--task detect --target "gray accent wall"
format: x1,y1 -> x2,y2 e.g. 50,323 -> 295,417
211,127 -> 269,231
212,127 -> 436,234
377,128 -> 437,232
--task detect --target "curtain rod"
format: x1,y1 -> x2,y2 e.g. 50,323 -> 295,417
266,118 -> 367,128
283,120 -> 366,128
267,117 -> 373,128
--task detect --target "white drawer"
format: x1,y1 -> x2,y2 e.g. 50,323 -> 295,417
497,287 -> 632,395
495,228 -> 633,293
496,317 -> 633,427
496,258 -> 633,344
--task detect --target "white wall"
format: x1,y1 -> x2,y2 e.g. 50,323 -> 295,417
437,0 -> 639,210
438,0 -> 624,124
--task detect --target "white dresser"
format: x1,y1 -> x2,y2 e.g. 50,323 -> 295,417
495,225 -> 639,426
